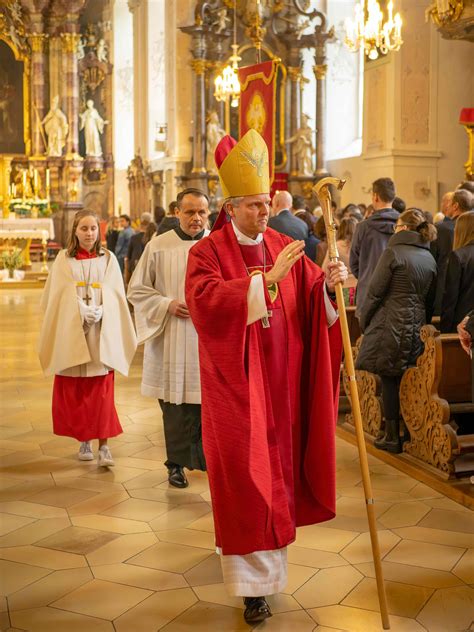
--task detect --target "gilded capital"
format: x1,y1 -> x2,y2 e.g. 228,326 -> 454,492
28,33 -> 48,53
127,0 -> 142,13
313,64 -> 328,80
60,32 -> 81,54
287,66 -> 302,82
190,58 -> 207,75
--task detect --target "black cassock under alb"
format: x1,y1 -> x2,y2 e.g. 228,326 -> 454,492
158,400 -> 206,471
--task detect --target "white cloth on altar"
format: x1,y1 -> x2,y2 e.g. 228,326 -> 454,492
127,229 -> 208,404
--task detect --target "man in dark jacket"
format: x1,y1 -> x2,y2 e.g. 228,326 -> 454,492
268,190 -> 309,241
157,201 -> 180,235
350,177 -> 399,318
431,189 -> 472,314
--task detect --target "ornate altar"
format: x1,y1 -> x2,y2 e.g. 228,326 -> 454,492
0,0 -> 114,250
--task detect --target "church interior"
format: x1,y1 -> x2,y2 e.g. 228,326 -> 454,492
0,0 -> 473,630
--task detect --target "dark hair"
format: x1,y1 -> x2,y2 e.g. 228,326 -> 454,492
143,222 -> 157,245
458,181 -> 474,194
292,194 -> 306,210
154,206 -> 165,224
452,189 -> 473,213
176,188 -> 210,210
66,209 -> 104,257
399,209 -> 437,243
349,210 -> 364,223
168,201 -> 178,215
372,177 -> 396,203
314,215 -> 327,240
392,196 -> 406,213
120,214 -> 131,225
337,217 -> 357,242
453,211 -> 474,250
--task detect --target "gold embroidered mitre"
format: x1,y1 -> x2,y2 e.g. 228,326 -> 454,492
215,129 -> 270,199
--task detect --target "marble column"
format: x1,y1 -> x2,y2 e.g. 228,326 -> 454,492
28,34 -> 48,158
313,60 -> 328,177
128,0 -> 149,156
191,58 -> 207,174
60,32 -> 81,158
287,66 -> 302,176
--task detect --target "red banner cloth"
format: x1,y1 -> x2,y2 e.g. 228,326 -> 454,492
271,172 -> 288,199
239,60 -> 279,183
460,108 -> 474,125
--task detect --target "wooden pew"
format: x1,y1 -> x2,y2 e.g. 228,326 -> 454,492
400,325 -> 474,478
342,335 -> 383,438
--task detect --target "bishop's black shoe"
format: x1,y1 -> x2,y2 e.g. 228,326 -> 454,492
167,465 -> 189,488
243,597 -> 272,623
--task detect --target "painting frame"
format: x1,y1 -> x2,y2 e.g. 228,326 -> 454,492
0,35 -> 31,157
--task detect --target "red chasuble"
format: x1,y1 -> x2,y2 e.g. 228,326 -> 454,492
185,221 -> 342,555
52,248 -> 122,442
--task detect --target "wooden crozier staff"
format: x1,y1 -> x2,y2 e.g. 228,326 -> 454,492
314,177 -> 390,630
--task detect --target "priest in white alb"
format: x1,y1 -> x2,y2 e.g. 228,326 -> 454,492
127,188 -> 210,488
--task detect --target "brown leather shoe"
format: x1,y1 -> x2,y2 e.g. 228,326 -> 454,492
243,597 -> 272,623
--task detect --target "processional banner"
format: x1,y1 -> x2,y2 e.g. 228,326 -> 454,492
238,60 -> 286,184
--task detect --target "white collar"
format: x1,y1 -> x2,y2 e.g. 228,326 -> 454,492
231,220 -> 263,245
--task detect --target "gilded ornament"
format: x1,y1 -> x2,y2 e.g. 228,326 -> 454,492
426,0 -> 464,26
245,92 -> 267,136
313,64 -> 327,80
287,66 -> 302,82
60,32 -> 81,54
28,33 -> 47,53
190,58 -> 207,75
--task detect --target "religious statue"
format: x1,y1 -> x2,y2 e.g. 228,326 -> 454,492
287,114 -> 315,176
79,99 -> 107,158
77,36 -> 85,60
42,95 -> 69,157
96,38 -> 108,63
213,8 -> 230,34
206,111 -> 226,173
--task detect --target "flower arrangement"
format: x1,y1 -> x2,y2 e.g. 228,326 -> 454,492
1,248 -> 24,279
9,198 -> 51,218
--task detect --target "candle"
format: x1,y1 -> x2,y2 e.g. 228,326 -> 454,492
46,168 -> 50,189
34,169 -> 38,195
12,183 -> 16,198
22,170 -> 27,194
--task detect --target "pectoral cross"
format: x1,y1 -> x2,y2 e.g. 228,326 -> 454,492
261,309 -> 273,329
84,289 -> 92,305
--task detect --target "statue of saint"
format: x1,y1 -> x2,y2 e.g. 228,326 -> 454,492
42,95 -> 69,157
206,111 -> 226,173
96,38 -> 108,63
79,99 -> 107,157
287,113 -> 315,176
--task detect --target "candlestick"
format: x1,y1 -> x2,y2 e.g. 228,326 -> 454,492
22,171 -> 27,198
46,168 -> 50,189
34,169 -> 38,196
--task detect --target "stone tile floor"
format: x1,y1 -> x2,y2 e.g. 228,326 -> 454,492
0,290 -> 473,631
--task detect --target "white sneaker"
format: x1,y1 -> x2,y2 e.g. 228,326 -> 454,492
78,441 -> 94,461
98,445 -> 114,467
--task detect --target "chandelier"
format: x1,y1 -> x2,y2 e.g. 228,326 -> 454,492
214,2 -> 241,108
344,0 -> 403,61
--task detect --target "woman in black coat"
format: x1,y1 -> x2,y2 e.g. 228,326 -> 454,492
355,209 -> 437,453
440,211 -> 474,333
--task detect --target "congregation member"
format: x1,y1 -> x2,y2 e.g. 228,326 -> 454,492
124,212 -> 153,284
268,190 -> 309,240
323,217 -> 358,305
127,188 -> 210,488
115,214 -> 135,274
292,194 -> 315,224
350,177 -> 399,317
440,211 -> 474,333
105,216 -> 119,253
185,129 -> 347,624
314,215 -> 328,267
296,211 -> 320,261
157,200 -> 180,235
431,189 -> 471,313
458,310 -> 474,403
154,205 -> 166,226
392,196 -> 406,214
356,210 -> 437,453
38,210 -> 137,466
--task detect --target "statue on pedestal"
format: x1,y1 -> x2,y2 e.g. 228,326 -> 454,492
42,95 -> 69,157
287,113 -> 315,176
79,99 -> 107,158
206,111 -> 226,173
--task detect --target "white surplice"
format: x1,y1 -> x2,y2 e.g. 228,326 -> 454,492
127,229 -> 208,404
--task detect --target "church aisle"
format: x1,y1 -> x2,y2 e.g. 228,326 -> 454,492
0,289 -> 473,632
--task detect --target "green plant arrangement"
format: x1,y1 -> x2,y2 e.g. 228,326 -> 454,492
8,198 -> 51,218
1,248 -> 24,279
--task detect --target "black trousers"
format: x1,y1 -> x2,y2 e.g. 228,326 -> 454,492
158,400 -> 206,471
381,375 -> 401,422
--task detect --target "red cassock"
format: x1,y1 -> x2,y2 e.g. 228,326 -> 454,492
185,220 -> 342,555
52,248 -> 122,442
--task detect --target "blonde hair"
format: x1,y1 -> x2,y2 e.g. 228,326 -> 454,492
66,209 -> 104,257
453,211 -> 474,250
398,209 -> 437,243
